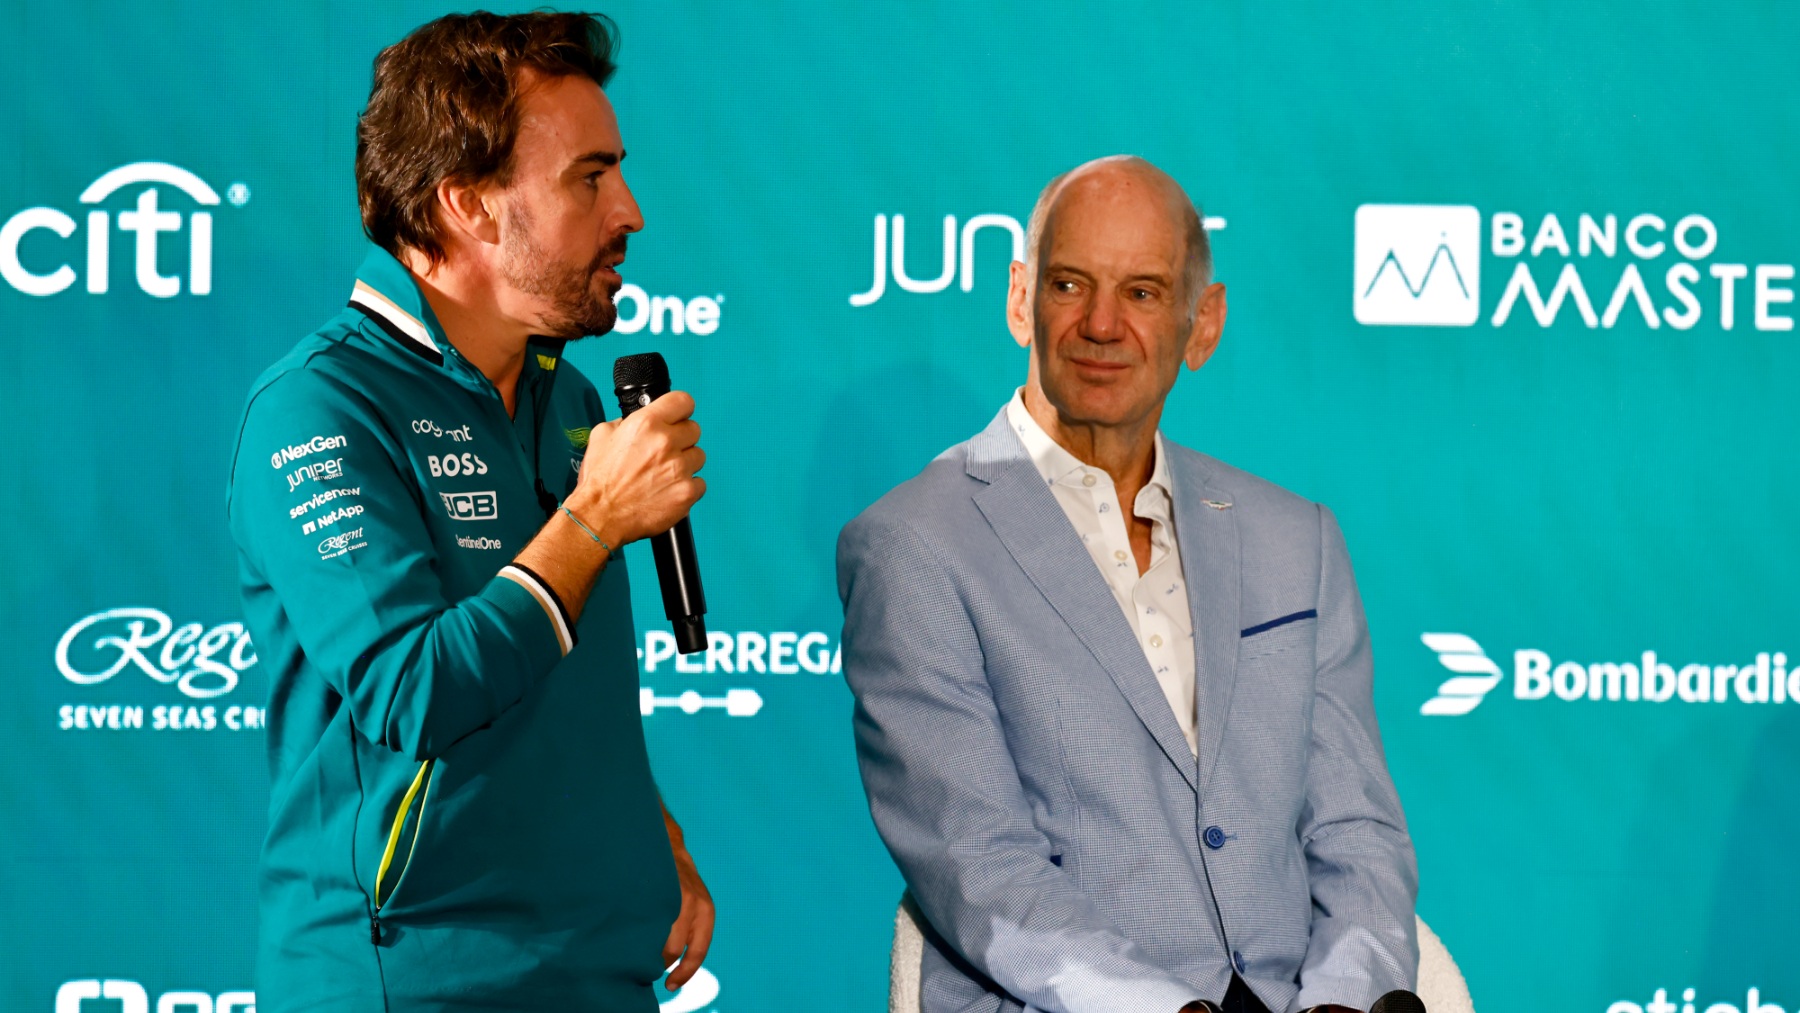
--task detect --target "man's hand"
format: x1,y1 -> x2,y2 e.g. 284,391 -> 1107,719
661,807 -> 715,991
571,389 -> 706,549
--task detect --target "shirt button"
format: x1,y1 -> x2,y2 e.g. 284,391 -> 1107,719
1082,474 -> 1097,487
1204,825 -> 1226,849
1113,549 -> 1129,562
1149,634 -> 1163,648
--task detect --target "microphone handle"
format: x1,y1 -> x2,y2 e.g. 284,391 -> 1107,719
649,516 -> 707,654
614,379 -> 708,655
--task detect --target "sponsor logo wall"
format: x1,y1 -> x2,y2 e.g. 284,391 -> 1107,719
3,4 -> 1794,1012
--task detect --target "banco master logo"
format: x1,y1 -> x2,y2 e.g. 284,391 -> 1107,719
1354,205 -> 1482,325
1421,632 -> 1797,716
2,162 -> 249,298
1355,202 -> 1796,331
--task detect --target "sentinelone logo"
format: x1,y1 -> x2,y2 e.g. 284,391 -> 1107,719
3,162 -> 248,298
1354,203 -> 1794,330
849,211 -> 1229,306
1420,632 -> 1794,716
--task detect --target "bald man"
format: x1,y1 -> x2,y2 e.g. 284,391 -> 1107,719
838,157 -> 1419,1013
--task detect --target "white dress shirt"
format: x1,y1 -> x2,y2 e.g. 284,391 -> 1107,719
1006,392 -> 1198,756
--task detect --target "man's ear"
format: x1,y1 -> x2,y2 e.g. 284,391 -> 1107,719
1006,260 -> 1033,349
1184,282 -> 1227,371
434,177 -> 501,249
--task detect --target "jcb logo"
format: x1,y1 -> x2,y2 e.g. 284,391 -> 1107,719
2,162 -> 245,298
426,453 -> 487,478
440,490 -> 499,521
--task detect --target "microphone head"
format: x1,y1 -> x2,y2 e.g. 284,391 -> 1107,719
1369,990 -> 1426,1013
613,352 -> 670,392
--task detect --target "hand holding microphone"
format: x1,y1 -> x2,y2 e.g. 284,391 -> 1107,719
569,383 -> 706,549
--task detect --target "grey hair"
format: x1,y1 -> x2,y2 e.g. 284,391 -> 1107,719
1023,155 -> 1213,305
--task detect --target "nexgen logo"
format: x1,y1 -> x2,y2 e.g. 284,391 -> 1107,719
1,162 -> 244,298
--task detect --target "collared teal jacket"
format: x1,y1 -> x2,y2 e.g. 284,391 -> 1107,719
227,247 -> 678,1011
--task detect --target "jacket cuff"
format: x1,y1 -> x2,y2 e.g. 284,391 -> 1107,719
489,564 -> 577,661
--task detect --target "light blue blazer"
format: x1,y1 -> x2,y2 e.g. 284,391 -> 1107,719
838,410 -> 1418,1013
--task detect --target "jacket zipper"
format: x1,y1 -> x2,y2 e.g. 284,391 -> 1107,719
369,758 -> 434,944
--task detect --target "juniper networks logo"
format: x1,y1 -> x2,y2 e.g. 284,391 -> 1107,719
1355,203 -> 1795,331
1421,632 -> 1796,716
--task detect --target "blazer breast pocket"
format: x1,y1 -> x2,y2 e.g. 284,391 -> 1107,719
1238,608 -> 1317,661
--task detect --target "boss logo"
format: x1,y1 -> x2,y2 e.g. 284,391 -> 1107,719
440,491 -> 499,521
426,452 -> 487,477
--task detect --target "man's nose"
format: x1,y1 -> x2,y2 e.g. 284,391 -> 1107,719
613,172 -> 645,235
1081,290 -> 1123,342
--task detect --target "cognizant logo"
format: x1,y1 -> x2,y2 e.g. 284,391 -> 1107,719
1355,203 -> 1794,330
849,211 -> 1230,307
2,162 -> 249,298
1421,632 -> 1796,716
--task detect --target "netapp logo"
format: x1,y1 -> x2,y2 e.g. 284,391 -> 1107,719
850,211 -> 1230,307
1355,203 -> 1794,330
1421,632 -> 1795,715
3,162 -> 248,298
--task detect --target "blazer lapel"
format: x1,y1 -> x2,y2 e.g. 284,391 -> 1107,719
1169,453 -> 1242,792
967,412 -> 1200,794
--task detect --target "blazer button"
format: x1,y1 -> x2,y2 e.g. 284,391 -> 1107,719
1232,950 -> 1247,974
1204,825 -> 1226,849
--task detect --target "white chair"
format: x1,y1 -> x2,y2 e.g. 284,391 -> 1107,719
889,892 -> 1474,1013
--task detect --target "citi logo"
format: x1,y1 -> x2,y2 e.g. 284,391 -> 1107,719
1355,203 -> 1795,331
2,162 -> 248,298
1421,632 -> 1796,715
849,211 -> 1230,307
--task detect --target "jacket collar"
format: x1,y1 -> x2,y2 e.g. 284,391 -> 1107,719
345,245 -> 569,394
966,405 -> 1243,792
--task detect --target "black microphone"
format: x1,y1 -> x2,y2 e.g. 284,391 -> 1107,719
613,352 -> 708,655
1368,990 -> 1426,1013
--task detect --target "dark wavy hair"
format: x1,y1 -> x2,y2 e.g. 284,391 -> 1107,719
355,11 -> 619,265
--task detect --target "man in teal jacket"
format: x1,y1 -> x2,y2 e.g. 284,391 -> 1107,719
226,13 -> 713,1010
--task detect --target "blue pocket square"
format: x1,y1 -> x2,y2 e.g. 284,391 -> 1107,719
1240,609 -> 1317,638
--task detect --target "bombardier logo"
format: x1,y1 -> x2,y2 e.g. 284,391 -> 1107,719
2,162 -> 248,298
1419,633 -> 1505,715
1422,632 -> 1795,715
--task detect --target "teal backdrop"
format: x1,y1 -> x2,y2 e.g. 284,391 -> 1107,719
3,3 -> 1797,1011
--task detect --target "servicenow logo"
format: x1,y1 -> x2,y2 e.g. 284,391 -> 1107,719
1355,203 -> 1794,330
3,162 -> 248,298
1421,632 -> 1795,716
850,211 -> 1229,307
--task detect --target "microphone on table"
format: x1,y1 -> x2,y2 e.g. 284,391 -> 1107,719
1369,990 -> 1427,1013
612,352 -> 708,656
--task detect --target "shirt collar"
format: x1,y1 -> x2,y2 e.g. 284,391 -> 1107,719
1005,388 -> 1172,496
347,245 -> 449,367
345,245 -> 569,392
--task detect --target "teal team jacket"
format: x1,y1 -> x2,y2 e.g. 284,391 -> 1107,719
226,247 -> 679,1011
